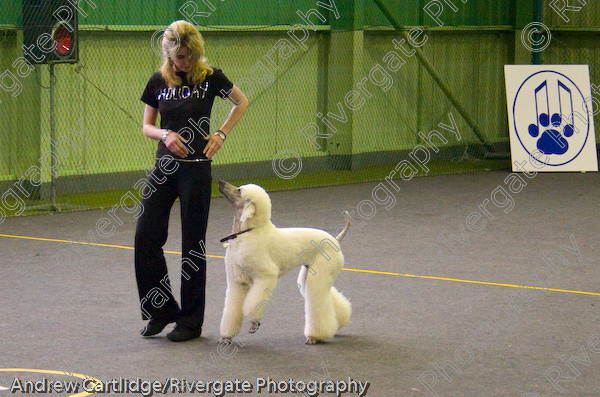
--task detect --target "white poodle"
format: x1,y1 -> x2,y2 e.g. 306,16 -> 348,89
217,181 -> 352,345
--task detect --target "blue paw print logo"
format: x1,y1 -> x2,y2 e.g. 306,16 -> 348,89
512,70 -> 591,167
528,112 -> 575,155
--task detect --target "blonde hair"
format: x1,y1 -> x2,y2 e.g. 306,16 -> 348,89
160,20 -> 213,87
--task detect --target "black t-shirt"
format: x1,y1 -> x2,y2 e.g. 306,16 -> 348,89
140,68 -> 233,160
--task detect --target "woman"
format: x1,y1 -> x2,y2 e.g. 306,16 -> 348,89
135,20 -> 248,342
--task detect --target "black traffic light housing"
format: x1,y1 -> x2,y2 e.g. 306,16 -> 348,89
22,0 -> 79,64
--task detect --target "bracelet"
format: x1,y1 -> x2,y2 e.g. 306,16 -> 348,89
214,130 -> 227,140
161,129 -> 171,142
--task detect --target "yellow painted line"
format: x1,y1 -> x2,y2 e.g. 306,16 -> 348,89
0,368 -> 101,396
0,233 -> 225,258
343,267 -> 600,297
342,267 -> 400,276
2,233 -> 599,297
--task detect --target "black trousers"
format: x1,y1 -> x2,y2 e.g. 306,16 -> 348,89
134,160 -> 211,330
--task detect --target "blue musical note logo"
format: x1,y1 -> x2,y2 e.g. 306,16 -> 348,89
513,70 -> 590,167
527,80 -> 576,155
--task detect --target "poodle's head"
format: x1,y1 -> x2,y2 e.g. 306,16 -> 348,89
218,180 -> 272,228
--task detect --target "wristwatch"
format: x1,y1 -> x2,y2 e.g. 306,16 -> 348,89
161,129 -> 171,142
214,130 -> 226,140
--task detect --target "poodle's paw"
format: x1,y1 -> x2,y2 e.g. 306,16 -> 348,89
249,320 -> 260,334
218,337 -> 232,346
305,337 -> 319,345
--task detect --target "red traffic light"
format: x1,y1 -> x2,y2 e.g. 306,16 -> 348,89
52,23 -> 73,56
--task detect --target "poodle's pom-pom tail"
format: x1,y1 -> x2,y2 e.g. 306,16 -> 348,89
331,286 -> 352,329
335,211 -> 352,242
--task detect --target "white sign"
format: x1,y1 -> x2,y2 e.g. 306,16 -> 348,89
505,65 -> 598,172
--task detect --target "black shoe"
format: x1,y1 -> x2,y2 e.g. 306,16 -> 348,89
167,324 -> 201,342
140,319 -> 174,337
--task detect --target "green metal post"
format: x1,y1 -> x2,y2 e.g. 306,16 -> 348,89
532,0 -> 542,64
325,0 -> 363,170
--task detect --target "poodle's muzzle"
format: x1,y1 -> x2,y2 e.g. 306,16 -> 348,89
218,180 -> 242,206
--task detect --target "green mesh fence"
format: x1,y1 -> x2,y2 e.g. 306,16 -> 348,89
0,0 -> 599,219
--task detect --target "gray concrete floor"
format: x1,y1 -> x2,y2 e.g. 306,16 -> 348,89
0,170 -> 599,396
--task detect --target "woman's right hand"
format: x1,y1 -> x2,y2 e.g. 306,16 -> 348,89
164,132 -> 189,158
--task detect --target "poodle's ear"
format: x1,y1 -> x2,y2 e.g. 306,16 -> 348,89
240,201 -> 255,225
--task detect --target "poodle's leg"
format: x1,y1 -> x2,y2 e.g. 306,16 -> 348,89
243,276 -> 278,333
303,271 -> 339,344
220,282 -> 250,342
331,286 -> 352,329
249,319 -> 260,334
297,265 -> 308,298
305,287 -> 351,344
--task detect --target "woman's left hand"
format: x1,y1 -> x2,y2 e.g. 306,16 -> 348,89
203,134 -> 224,159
